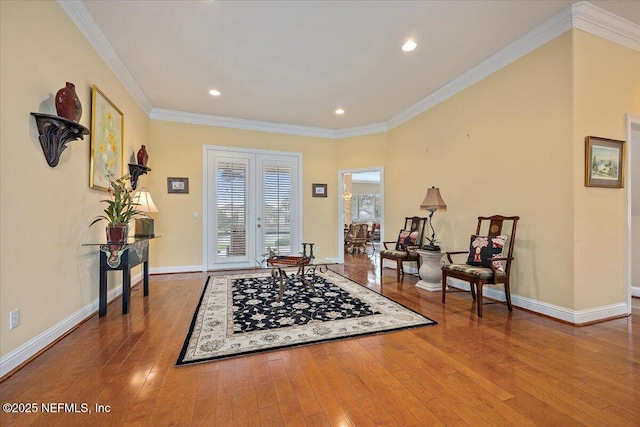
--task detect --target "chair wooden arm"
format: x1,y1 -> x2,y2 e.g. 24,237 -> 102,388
444,251 -> 468,263
382,241 -> 396,250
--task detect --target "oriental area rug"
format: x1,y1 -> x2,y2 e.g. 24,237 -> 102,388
177,269 -> 436,366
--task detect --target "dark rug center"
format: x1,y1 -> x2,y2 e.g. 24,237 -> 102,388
232,275 -> 380,333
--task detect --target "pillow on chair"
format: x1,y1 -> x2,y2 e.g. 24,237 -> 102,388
466,234 -> 507,272
396,229 -> 419,251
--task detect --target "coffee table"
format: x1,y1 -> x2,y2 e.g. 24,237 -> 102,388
257,256 -> 336,301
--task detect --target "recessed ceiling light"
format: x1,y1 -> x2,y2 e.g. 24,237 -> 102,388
208,89 -> 221,96
335,108 -> 345,115
402,40 -> 417,52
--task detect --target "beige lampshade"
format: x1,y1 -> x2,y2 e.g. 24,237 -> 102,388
133,190 -> 159,213
420,186 -> 447,212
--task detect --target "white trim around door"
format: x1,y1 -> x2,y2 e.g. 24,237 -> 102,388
202,145 -> 303,271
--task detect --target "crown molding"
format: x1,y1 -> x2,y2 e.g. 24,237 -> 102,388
388,2 -> 639,130
150,109 -> 337,139
334,122 -> 388,138
61,1 -> 638,138
57,0 -> 152,115
572,1 -> 640,51
387,4 -> 573,130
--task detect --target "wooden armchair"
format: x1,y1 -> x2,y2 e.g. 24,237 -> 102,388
379,217 -> 428,282
441,215 -> 519,317
345,223 -> 368,254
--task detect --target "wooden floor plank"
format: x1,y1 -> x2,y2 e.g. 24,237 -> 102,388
0,255 -> 638,426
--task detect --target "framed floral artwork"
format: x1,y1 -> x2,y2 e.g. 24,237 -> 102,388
90,85 -> 123,191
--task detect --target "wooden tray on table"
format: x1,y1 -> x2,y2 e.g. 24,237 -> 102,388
267,256 -> 310,266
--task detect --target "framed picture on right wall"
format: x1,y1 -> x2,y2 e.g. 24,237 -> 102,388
585,136 -> 625,188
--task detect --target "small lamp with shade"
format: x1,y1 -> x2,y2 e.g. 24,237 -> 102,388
133,190 -> 159,237
419,186 -> 447,251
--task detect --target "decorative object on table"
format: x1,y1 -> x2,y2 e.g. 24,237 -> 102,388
90,85 -> 123,191
441,215 -> 519,318
133,190 -> 159,237
419,186 -> 447,251
585,136 -> 625,188
300,243 -> 315,258
30,113 -> 89,167
379,216 -> 428,283
312,183 -> 327,197
261,246 -> 278,264
266,255 -> 310,266
55,82 -> 82,123
136,144 -> 149,166
167,177 -> 189,193
89,173 -> 143,244
176,269 -> 436,365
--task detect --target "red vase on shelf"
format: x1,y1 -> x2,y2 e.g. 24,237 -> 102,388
55,82 -> 82,123
137,145 -> 148,167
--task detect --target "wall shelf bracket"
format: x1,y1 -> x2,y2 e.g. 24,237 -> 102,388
128,164 -> 151,190
31,113 -> 89,167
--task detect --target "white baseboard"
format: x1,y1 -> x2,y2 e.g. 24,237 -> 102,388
0,272 -> 141,378
632,286 -> 640,298
150,265 -> 204,274
446,278 -> 629,324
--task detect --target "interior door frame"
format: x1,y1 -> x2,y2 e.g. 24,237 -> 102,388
337,166 -> 384,264
202,144 -> 303,271
626,114 -> 640,310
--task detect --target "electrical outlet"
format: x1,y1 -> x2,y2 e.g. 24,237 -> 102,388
9,309 -> 20,329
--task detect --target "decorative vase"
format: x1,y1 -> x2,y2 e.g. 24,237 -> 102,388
137,145 -> 149,166
106,224 -> 129,244
55,82 -> 82,123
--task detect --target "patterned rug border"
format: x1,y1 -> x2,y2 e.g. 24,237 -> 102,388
176,269 -> 437,366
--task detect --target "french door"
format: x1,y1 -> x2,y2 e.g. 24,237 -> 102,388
204,147 -> 302,270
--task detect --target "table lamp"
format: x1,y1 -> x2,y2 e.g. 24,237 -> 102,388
419,186 -> 447,251
133,190 -> 159,237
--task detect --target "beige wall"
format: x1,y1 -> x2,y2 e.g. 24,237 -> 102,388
387,32 -> 576,307
148,120 -> 338,267
1,1 -> 150,358
572,31 -> 640,309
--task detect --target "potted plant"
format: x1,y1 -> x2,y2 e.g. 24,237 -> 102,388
90,173 -> 142,243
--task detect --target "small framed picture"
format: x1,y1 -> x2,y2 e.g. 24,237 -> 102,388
585,136 -> 625,188
312,183 -> 327,197
167,177 -> 189,194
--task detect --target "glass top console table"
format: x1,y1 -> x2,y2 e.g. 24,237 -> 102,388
83,236 -> 160,317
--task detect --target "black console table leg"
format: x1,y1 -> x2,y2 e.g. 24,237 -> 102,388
143,261 -> 149,296
122,268 -> 131,314
99,267 -> 107,317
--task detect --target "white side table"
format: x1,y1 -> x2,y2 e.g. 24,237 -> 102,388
415,249 -> 443,292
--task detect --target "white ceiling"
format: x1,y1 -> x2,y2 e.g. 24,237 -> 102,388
77,0 -> 640,133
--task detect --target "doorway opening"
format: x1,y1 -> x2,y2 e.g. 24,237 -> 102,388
202,145 -> 302,270
338,167 -> 384,264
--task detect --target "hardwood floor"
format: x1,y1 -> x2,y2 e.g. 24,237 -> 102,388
1,253 -> 638,426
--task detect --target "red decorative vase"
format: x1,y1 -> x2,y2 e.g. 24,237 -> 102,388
55,82 -> 82,123
137,145 -> 149,166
